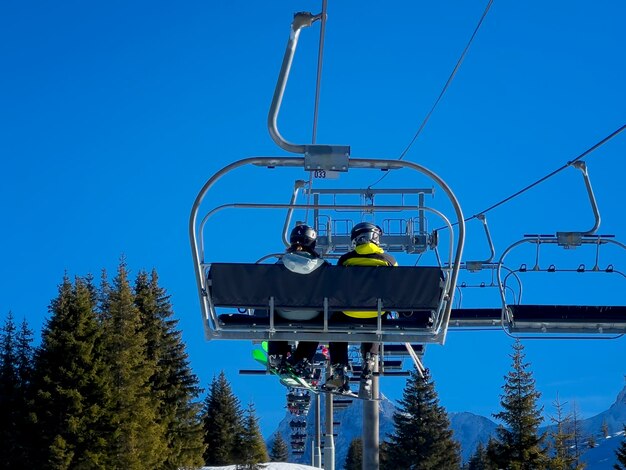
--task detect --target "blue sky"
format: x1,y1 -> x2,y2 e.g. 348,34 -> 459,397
1,0 -> 625,438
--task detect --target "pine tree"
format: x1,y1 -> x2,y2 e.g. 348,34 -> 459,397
467,442 -> 497,470
489,339 -> 548,470
344,438 -> 363,470
384,368 -> 461,469
0,311 -> 21,465
235,402 -> 269,468
269,432 -> 289,462
587,435 -> 596,449
13,316 -> 35,464
100,262 -> 166,469
615,425 -> 626,470
569,402 -> 585,468
379,441 -> 391,470
29,276 -> 111,468
15,317 -> 34,392
203,371 -> 244,465
484,437 -> 500,469
547,395 -> 577,470
134,269 -> 205,468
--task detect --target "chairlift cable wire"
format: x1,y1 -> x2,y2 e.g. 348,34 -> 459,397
305,0 -> 329,224
368,0 -> 495,189
469,123 -> 626,219
434,123 -> 626,232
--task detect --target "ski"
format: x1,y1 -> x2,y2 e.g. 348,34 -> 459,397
251,347 -> 318,394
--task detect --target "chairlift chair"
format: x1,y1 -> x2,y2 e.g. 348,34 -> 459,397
495,163 -> 626,337
188,9 -> 466,351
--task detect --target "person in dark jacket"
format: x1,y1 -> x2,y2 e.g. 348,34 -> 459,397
267,224 -> 327,381
323,222 -> 397,397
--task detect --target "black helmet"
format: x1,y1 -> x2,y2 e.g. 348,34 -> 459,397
351,222 -> 382,246
289,224 -> 317,249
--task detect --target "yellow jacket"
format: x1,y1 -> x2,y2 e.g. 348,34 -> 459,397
338,242 -> 398,318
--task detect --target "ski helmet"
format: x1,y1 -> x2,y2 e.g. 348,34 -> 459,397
351,222 -> 382,246
289,224 -> 317,249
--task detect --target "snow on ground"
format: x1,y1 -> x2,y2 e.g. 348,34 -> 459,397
202,463 -> 319,470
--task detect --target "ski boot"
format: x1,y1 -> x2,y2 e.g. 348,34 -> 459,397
268,354 -> 290,374
322,364 -> 350,394
291,359 -> 314,381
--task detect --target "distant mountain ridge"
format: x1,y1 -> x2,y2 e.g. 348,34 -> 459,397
272,384 -> 626,469
448,411 -> 498,461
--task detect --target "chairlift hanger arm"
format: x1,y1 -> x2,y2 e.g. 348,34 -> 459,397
570,161 -> 601,236
463,214 -> 495,270
268,11 -> 325,154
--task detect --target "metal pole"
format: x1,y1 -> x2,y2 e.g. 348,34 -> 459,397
324,366 -> 335,470
314,393 -> 322,467
311,0 -> 327,145
362,351 -> 380,470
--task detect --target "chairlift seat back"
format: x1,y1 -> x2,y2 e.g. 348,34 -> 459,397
208,263 -> 444,311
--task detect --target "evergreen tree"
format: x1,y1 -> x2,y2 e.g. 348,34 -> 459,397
100,262 -> 166,469
384,368 -> 461,469
547,395 -> 577,470
235,402 -> 269,468
569,403 -> 585,468
13,316 -> 35,464
587,435 -> 596,449
489,339 -> 547,470
344,437 -> 363,470
15,317 -> 34,392
269,432 -> 289,462
615,425 -> 626,470
484,437 -> 500,469
467,442 -> 497,470
203,371 -> 244,465
379,441 -> 390,470
134,270 -> 205,468
0,311 -> 22,465
29,276 -> 111,468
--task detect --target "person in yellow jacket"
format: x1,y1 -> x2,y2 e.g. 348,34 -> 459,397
323,222 -> 397,398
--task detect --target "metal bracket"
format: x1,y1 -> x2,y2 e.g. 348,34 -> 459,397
304,145 -> 350,172
556,231 -> 584,248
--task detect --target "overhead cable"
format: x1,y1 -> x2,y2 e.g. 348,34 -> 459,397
369,0 -> 495,189
460,123 -> 626,227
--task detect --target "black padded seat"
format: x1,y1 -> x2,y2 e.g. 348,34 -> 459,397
449,308 -> 503,328
510,304 -> 626,323
208,262 -> 444,310
451,308 -> 501,321
209,263 -> 443,330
